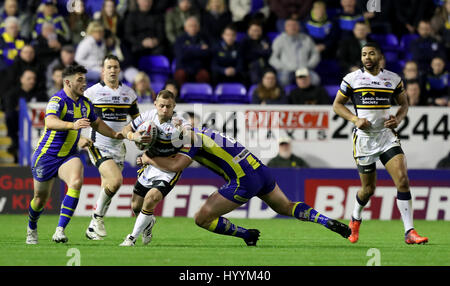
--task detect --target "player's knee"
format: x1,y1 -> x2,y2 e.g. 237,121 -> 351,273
68,176 -> 83,190
396,174 -> 410,191
361,184 -> 376,197
107,177 -> 123,193
194,209 -> 211,229
144,189 -> 163,205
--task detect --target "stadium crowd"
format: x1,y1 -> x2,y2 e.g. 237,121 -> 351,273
0,0 -> 449,161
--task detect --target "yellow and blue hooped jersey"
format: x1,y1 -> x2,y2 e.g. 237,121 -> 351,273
33,89 -> 98,159
179,128 -> 262,182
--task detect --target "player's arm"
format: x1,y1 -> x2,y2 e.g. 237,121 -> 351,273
120,123 -> 152,144
78,136 -> 93,148
45,115 -> 91,130
333,91 -> 371,129
142,153 -> 193,172
385,83 -> 408,129
91,117 -> 124,139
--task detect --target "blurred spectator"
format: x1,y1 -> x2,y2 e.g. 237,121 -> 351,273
75,21 -> 105,82
47,64 -> 63,98
425,56 -> 449,106
288,68 -> 330,105
431,0 -> 450,55
251,69 -> 287,104
128,0 -> 176,14
410,20 -> 447,74
173,16 -> 211,86
229,0 -> 270,32
269,0 -> 314,32
336,21 -> 371,74
337,0 -> 365,38
124,0 -> 166,63
5,44 -> 46,95
201,0 -> 232,42
211,24 -> 242,85
303,1 -> 339,59
239,20 -> 272,86
0,16 -> 25,70
45,44 -> 77,90
67,0 -> 91,45
32,0 -> 70,42
0,0 -> 33,39
357,0 -> 394,34
164,78 -> 183,102
269,18 -> 320,87
393,0 -> 435,36
436,151 -> 450,168
104,29 -> 132,69
33,21 -> 66,67
267,137 -> 309,168
405,80 -> 424,106
3,69 -> 46,161
132,71 -> 156,103
165,0 -> 200,45
94,0 -> 124,38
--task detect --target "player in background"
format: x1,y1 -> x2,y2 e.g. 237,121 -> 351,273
26,65 -> 124,244
120,127 -> 351,246
332,42 -> 428,244
119,90 -> 191,246
83,55 -> 148,240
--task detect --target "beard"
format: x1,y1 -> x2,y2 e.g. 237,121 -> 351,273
363,61 -> 379,72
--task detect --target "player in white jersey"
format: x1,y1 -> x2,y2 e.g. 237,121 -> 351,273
83,55 -> 146,240
333,42 -> 428,245
120,90 -> 192,246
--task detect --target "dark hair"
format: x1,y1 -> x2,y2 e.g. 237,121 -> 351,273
62,65 -> 87,79
362,41 -> 381,53
52,64 -> 65,74
102,54 -> 120,66
156,89 -> 176,101
222,23 -> 237,34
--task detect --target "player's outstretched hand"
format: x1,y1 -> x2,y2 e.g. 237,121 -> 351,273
132,130 -> 152,144
73,118 -> 91,130
384,115 -> 399,129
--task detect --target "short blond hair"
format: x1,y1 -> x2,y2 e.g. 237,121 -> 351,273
86,21 -> 104,36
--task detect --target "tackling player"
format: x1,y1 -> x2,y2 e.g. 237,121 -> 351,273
26,65 -> 124,244
83,55 -> 148,240
119,90 -> 191,246
120,127 -> 351,246
333,42 -> 428,244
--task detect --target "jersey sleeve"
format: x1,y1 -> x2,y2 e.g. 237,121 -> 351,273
131,109 -> 154,131
45,96 -> 64,118
339,73 -> 354,98
128,99 -> 140,118
86,98 -> 98,122
393,79 -> 405,97
178,143 -> 199,159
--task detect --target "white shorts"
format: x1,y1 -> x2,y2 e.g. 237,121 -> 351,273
134,164 -> 182,197
87,143 -> 126,170
353,128 -> 402,167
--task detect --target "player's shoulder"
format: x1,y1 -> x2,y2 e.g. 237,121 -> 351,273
342,68 -> 364,85
119,83 -> 138,101
380,69 -> 402,82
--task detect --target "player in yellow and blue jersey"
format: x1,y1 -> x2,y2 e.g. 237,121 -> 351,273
26,65 -> 125,245
120,127 -> 351,246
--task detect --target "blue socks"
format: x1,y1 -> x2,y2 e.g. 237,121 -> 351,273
57,188 -> 80,229
292,202 -> 330,227
208,217 -> 249,239
28,199 -> 44,230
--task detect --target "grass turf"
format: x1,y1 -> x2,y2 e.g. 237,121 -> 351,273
0,215 -> 448,266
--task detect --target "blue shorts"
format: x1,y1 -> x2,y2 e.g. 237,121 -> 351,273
31,152 -> 80,182
218,165 -> 276,204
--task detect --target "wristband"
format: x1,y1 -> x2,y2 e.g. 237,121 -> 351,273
127,131 -> 134,141
351,116 -> 358,124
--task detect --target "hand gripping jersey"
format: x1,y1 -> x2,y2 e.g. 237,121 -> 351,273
338,68 -> 405,135
131,109 -> 192,157
84,81 -> 140,150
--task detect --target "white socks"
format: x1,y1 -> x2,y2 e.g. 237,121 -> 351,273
94,188 -> 113,217
397,194 -> 414,233
352,193 -> 368,220
131,211 -> 154,238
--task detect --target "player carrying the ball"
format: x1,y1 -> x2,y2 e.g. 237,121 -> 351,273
119,89 -> 192,246
120,127 -> 351,246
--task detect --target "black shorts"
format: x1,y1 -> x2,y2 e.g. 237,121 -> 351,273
133,179 -> 176,198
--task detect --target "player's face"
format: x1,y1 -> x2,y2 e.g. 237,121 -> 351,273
154,97 -> 175,122
361,47 -> 380,71
66,73 -> 87,97
103,59 -> 120,83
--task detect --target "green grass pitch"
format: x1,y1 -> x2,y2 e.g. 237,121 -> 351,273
0,215 -> 449,266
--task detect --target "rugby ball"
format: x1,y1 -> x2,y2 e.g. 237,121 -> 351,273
135,120 -> 158,150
